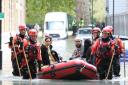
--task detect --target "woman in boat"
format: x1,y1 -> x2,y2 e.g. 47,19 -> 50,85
41,36 -> 61,65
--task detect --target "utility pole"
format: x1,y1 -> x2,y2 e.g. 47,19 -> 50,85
113,0 -> 115,34
0,0 -> 2,70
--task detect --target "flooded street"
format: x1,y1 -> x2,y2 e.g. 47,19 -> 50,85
0,32 -> 128,85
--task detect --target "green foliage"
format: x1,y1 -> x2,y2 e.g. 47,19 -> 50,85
26,0 -> 76,25
90,0 -> 106,23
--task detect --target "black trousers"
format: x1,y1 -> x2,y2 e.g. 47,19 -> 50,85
97,57 -> 112,80
113,55 -> 120,76
11,55 -> 22,76
22,62 -> 37,79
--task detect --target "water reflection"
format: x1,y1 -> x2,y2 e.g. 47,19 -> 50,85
52,38 -> 75,60
1,79 -> 128,85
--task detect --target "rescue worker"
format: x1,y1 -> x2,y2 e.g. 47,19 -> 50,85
69,37 -> 83,60
21,29 -> 42,79
41,36 -> 61,65
8,25 -> 27,76
79,18 -> 85,28
91,27 -> 115,80
72,18 -> 78,36
85,27 -> 101,64
107,26 -> 124,77
92,27 -> 101,43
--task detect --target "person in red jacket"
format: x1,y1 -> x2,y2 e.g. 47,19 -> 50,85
21,29 -> 42,79
91,27 -> 115,80
106,26 -> 124,77
92,27 -> 101,43
85,27 -> 101,64
8,25 -> 28,76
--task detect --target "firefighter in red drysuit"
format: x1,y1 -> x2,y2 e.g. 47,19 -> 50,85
106,26 -> 124,77
92,27 -> 101,43
91,27 -> 115,80
21,29 -> 42,79
8,25 -> 28,76
87,27 -> 101,64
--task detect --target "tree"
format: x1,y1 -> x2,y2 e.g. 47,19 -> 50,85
26,0 -> 76,25
90,0 -> 106,23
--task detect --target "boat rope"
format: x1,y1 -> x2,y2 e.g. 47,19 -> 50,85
80,65 -> 86,72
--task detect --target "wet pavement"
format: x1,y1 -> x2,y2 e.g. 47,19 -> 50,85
0,31 -> 128,85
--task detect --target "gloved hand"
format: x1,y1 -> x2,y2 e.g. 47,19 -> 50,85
114,45 -> 119,50
9,37 -> 13,46
25,45 -> 30,54
19,41 -> 23,49
9,37 -> 13,42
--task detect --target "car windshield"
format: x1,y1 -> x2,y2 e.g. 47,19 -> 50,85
78,29 -> 91,34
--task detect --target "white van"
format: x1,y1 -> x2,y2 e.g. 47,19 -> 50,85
44,12 -> 68,39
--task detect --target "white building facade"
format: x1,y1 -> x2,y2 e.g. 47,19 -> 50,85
2,0 -> 26,32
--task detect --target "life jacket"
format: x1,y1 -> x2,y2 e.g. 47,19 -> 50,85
26,45 -> 38,61
21,42 -> 42,68
9,34 -> 28,59
94,38 -> 114,67
96,39 -> 114,58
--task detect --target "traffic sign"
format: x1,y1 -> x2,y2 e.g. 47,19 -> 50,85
0,12 -> 4,20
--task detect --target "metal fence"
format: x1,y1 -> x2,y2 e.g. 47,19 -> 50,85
107,13 -> 128,36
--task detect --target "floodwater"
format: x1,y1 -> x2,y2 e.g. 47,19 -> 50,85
0,32 -> 128,85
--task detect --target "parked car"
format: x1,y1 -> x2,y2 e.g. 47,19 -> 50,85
75,27 -> 92,45
114,35 -> 128,62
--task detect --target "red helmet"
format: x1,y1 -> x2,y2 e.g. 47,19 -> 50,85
19,25 -> 26,30
102,27 -> 111,33
106,26 -> 113,34
92,27 -> 101,33
29,29 -> 37,36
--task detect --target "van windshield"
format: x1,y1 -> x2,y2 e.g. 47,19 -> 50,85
46,21 -> 64,30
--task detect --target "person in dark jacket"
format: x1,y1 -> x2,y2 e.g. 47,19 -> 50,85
41,36 -> 61,65
82,39 -> 92,63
